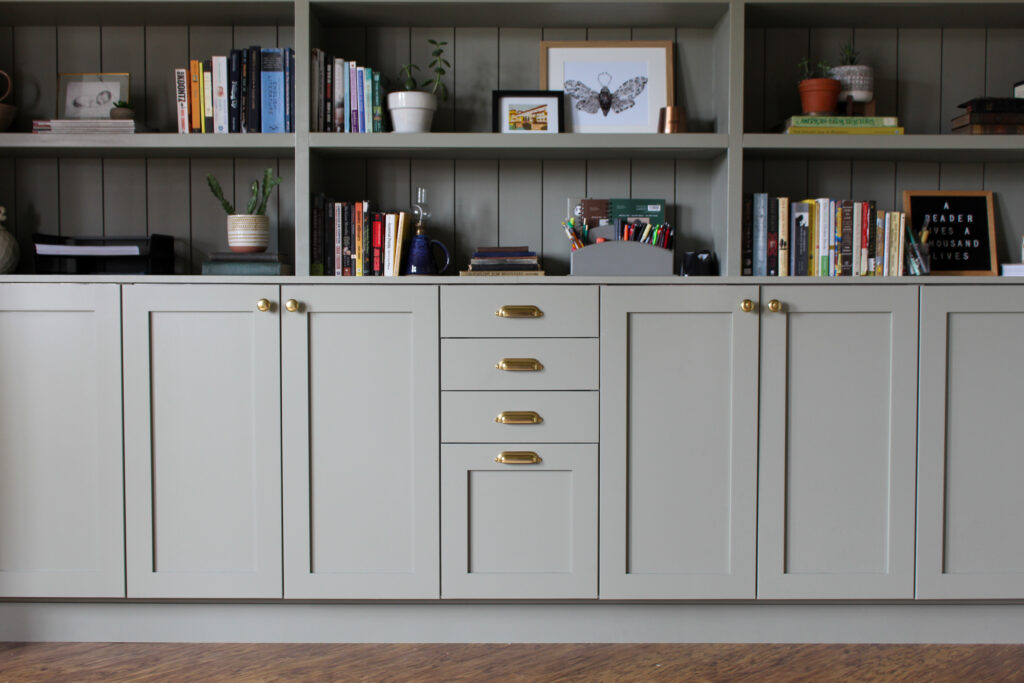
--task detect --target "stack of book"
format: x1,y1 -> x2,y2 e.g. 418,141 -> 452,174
782,115 -> 903,135
33,119 -> 135,134
173,46 -> 296,134
953,98 -> 1024,134
310,49 -> 383,133
310,194 -> 411,276
742,193 -> 911,277
461,246 -> 543,276
201,252 -> 292,276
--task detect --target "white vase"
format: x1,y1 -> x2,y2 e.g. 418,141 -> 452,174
0,223 -> 19,274
829,64 -> 874,103
226,214 -> 269,253
387,91 -> 437,133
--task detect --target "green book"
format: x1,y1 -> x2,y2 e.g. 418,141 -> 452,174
784,115 -> 900,128
202,261 -> 293,275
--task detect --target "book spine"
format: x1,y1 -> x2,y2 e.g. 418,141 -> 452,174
363,67 -> 373,133
741,194 -> 753,276
343,61 -> 351,133
324,54 -> 333,132
324,198 -> 334,276
384,212 -> 397,276
362,200 -> 371,273
372,70 -> 383,133
310,49 -> 320,132
786,126 -> 905,135
778,197 -> 789,277
875,206 -> 885,276
371,211 -> 383,276
189,60 -> 202,133
335,201 -> 343,276
830,200 -> 838,276
283,48 -> 293,134
311,195 -> 323,275
212,55 -> 228,133
840,200 -> 854,276
228,50 -> 241,133
860,201 -> 870,275
898,212 -> 907,276
260,48 -> 285,133
240,49 -> 248,133
248,46 -> 261,133
356,67 -> 365,133
766,196 -> 779,277
787,115 -> 900,127
792,204 -> 810,276
202,58 -> 214,134
288,49 -> 296,133
174,67 -> 190,134
354,201 -> 363,276
753,192 -> 767,277
350,62 -> 359,132
333,59 -> 345,133
342,202 -> 353,276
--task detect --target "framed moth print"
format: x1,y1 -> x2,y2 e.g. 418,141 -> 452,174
540,41 -> 673,133
492,90 -> 564,133
903,190 -> 997,275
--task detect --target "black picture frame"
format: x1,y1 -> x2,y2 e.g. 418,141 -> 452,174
492,90 -> 564,134
902,190 -> 997,276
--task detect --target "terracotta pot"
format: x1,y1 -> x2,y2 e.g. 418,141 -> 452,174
798,78 -> 842,115
226,214 -> 269,253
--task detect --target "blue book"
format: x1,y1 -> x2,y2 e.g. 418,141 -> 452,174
283,47 -> 294,133
356,66 -> 365,133
260,48 -> 285,133
753,192 -> 768,277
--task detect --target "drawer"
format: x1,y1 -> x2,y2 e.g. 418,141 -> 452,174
441,443 -> 597,599
442,391 -> 598,443
442,338 -> 598,391
441,285 -> 598,338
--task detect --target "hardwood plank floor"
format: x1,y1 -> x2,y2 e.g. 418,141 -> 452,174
3,643 -> 1024,682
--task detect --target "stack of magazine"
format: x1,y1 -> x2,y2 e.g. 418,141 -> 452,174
460,246 -> 543,276
33,119 -> 135,134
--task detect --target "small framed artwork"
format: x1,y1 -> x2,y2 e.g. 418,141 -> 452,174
903,190 -> 997,275
58,72 -> 130,119
1015,80 -> 1024,98
540,40 -> 674,133
492,90 -> 564,133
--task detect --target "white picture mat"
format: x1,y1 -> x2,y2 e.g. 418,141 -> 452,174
59,73 -> 130,120
499,96 -> 560,133
546,46 -> 669,133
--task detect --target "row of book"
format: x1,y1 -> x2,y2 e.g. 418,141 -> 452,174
461,246 -> 542,276
952,98 -> 1024,135
33,120 -> 134,134
742,193 -> 913,277
310,195 -> 411,276
782,115 -> 904,135
173,47 -> 296,134
311,49 -> 384,133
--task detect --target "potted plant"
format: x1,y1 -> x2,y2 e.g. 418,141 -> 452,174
109,100 -> 134,120
797,57 -> 841,115
387,39 -> 450,133
207,168 -> 282,253
830,42 -> 874,104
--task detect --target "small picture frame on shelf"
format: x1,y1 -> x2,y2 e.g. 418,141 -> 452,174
58,72 -> 130,119
491,90 -> 564,134
540,41 -> 673,133
902,190 -> 997,276
1015,80 -> 1024,98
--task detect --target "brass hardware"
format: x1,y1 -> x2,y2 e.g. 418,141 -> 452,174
495,411 -> 544,425
495,305 -> 544,319
256,298 -> 271,312
495,451 -> 542,465
285,299 -> 300,312
768,299 -> 782,313
740,299 -> 754,313
495,358 -> 544,372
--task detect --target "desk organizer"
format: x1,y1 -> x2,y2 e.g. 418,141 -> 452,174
569,240 -> 673,276
33,233 -> 175,275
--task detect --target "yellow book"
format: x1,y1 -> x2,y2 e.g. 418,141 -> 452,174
786,126 -> 905,135
801,199 -> 817,276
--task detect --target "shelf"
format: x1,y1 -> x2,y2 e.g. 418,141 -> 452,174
0,133 -> 296,158
0,0 -> 295,25
310,0 -> 729,29
743,134 -> 1024,162
745,1 -> 1024,28
310,133 -> 729,160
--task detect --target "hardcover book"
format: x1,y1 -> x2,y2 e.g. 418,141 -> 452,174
212,55 -> 228,134
228,50 -> 241,133
174,68 -> 190,134
260,48 -> 285,133
247,45 -> 261,133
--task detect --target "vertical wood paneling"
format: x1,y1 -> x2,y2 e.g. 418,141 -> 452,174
14,159 -> 57,271
13,27 -> 56,131
367,26 -> 410,127
322,159 -> 366,200
985,163 -> 1024,266
675,160 -> 714,255
763,28 -> 806,134
898,29 -> 942,134
233,26 -> 277,51
587,160 -> 630,199
410,160 -> 455,270
542,28 -> 586,41
497,160 -> 542,249
146,159 -> 191,273
541,160 -> 585,275
145,26 -> 187,132
670,28 -> 716,133
853,28 -> 898,121
367,159 -> 412,214
411,28 -> 453,131
764,160 -> 807,200
101,27 -> 145,122
453,159 -> 498,270
58,159 -> 104,238
57,26 -> 100,73
851,161 -> 897,212
498,28 -> 541,90
633,159 -> 676,229
278,26 -> 294,49
895,162 -> 940,208
103,160 -> 148,237
807,160 -> 851,200
940,163 -> 984,191
587,28 -> 630,41
189,26 -> 232,61
190,158 -> 233,271
320,26 -> 364,63
940,29 -> 985,134
277,157 -> 295,262
808,28 -> 850,77
744,27 -> 764,133
986,29 -> 1024,97
455,28 -> 497,132
743,158 -> 764,194
0,26 -> 12,75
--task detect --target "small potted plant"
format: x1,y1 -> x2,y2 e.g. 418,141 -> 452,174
109,100 -> 134,120
797,57 -> 841,115
387,39 -> 450,133
207,168 -> 282,253
830,42 -> 874,104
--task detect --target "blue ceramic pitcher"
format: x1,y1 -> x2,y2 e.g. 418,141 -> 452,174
403,231 -> 450,275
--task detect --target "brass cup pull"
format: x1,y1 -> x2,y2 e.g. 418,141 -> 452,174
495,451 -> 542,465
285,299 -> 300,312
740,299 -> 754,313
495,411 -> 544,425
495,358 -> 544,372
495,305 -> 544,319
768,299 -> 783,313
256,298 -> 271,312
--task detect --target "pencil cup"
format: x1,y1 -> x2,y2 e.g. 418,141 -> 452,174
658,106 -> 687,133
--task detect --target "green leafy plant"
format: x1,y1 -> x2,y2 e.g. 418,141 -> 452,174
838,42 -> 860,66
798,57 -> 833,81
398,39 -> 451,101
112,100 -> 131,109
206,168 -> 282,215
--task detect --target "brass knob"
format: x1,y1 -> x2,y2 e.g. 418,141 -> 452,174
768,299 -> 782,313
256,298 -> 271,312
740,299 -> 754,313
495,411 -> 544,425
495,305 -> 544,319
496,358 -> 544,372
495,451 -> 542,465
285,299 -> 300,312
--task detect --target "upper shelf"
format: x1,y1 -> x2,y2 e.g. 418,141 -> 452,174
309,132 -> 730,159
744,134 -> 1024,161
745,1 -> 1024,28
0,0 -> 295,26
0,133 -> 295,157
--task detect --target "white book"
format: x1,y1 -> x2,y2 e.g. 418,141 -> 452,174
174,68 -> 190,134
1001,263 -> 1024,276
852,201 -> 862,276
212,56 -> 228,133
384,212 -> 397,276
334,59 -> 346,132
36,243 -> 140,256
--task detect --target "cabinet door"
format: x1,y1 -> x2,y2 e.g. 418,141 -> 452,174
600,285 -> 759,599
918,286 -> 1024,598
758,285 -> 918,599
123,285 -> 282,598
282,286 -> 439,598
441,444 -> 597,599
0,284 -> 124,598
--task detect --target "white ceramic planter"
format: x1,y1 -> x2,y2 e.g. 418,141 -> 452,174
830,64 -> 874,103
387,91 -> 438,133
226,214 -> 270,253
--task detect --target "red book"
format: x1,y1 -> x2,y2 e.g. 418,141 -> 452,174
372,211 -> 384,276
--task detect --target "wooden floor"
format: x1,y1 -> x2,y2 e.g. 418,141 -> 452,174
3,643 -> 1024,681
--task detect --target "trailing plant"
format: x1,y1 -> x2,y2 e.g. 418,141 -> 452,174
798,57 -> 833,81
207,168 -> 282,215
838,42 -> 860,66
398,39 -> 451,101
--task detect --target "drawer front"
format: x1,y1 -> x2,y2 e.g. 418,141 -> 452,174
442,391 -> 598,443
441,443 -> 597,599
442,338 -> 598,391
441,285 -> 598,338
